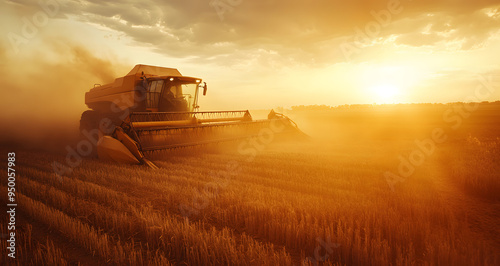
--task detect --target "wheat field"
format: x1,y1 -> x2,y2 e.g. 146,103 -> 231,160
1,103 -> 499,265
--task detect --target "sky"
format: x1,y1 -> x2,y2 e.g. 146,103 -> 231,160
1,0 -> 500,134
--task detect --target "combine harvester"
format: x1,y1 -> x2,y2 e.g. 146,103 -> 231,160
80,65 -> 305,168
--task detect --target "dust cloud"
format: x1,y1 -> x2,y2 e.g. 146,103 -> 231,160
0,40 -> 129,151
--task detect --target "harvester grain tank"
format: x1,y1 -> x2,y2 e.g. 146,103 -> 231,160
81,64 -> 304,168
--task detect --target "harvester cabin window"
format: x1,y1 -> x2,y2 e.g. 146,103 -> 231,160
146,80 -> 164,108
169,84 -> 181,98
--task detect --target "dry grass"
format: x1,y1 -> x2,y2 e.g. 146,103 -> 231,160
1,104 -> 499,265
33,238 -> 68,266
443,136 -> 500,200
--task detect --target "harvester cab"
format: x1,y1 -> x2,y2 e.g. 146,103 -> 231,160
140,75 -> 203,113
80,64 -> 305,168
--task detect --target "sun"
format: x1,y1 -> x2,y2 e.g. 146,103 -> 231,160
370,84 -> 400,103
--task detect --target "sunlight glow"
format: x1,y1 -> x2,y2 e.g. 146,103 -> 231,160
370,84 -> 400,103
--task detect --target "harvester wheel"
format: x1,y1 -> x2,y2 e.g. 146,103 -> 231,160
79,110 -> 102,157
79,110 -> 100,136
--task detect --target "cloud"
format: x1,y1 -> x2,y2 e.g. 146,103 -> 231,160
394,7 -> 500,49
5,0 -> 500,66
